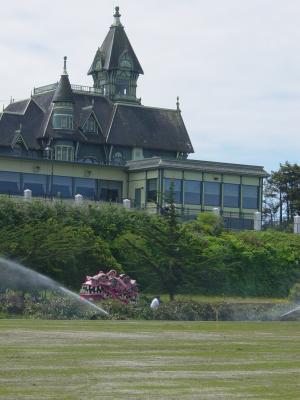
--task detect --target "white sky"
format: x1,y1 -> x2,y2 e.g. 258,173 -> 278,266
1,0 -> 300,172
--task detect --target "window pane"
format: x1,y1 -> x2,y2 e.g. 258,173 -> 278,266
0,171 -> 20,195
56,147 -> 62,160
223,183 -> 240,208
99,180 -> 122,202
55,146 -> 73,162
147,179 -> 157,202
62,147 -> 68,161
75,178 -> 96,200
164,178 -> 182,204
61,117 -> 67,128
204,182 -> 220,206
184,180 -> 201,205
23,174 -> 47,197
242,185 -> 259,209
53,114 -> 73,130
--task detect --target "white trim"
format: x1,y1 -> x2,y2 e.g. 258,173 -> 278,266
11,133 -> 29,151
106,104 -> 118,142
42,104 -> 54,137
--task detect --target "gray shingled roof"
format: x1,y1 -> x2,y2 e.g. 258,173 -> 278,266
52,75 -> 74,103
0,100 -> 44,149
4,99 -> 30,114
107,104 -> 194,153
88,24 -> 143,75
1,88 -> 192,153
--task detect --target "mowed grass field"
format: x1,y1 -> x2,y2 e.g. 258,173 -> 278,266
0,320 -> 300,399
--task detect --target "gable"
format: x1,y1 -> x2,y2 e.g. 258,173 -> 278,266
83,113 -> 101,135
11,132 -> 28,150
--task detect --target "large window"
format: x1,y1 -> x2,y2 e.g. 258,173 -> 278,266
164,178 -> 182,204
99,180 -> 122,203
184,180 -> 201,205
55,146 -> 74,162
242,185 -> 259,209
23,174 -> 47,197
53,114 -> 74,130
223,183 -> 240,208
147,179 -> 157,203
74,178 -> 96,200
204,182 -> 221,206
0,171 -> 20,195
51,176 -> 72,198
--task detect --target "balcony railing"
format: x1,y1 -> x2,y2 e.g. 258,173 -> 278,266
71,85 -> 102,95
33,83 -> 103,96
33,83 -> 58,95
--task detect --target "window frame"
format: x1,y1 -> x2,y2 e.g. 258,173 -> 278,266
184,180 -> 201,205
223,183 -> 240,208
204,181 -> 221,206
52,114 -> 74,130
54,145 -> 74,162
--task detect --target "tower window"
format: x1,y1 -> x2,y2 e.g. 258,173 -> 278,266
116,70 -> 130,96
53,114 -> 74,130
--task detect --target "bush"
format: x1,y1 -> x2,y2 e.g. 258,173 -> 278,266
289,283 -> 300,302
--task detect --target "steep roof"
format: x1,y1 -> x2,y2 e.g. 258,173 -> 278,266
0,88 -> 193,153
0,100 -> 44,149
107,104 -> 194,153
52,74 -> 74,103
88,8 -> 143,75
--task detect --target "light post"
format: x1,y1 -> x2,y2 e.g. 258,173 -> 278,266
45,145 -> 54,200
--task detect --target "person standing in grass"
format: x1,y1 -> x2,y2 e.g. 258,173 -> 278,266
150,296 -> 161,309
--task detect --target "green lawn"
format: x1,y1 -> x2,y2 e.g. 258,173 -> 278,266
0,320 -> 300,399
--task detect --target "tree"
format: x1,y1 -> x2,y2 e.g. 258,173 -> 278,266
114,183 -> 208,300
266,162 -> 300,221
0,220 -> 120,289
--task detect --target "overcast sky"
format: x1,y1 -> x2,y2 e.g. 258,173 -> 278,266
1,0 -> 300,172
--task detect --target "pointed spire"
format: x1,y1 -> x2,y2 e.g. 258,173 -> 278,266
63,56 -> 68,75
113,6 -> 122,27
176,96 -> 181,112
53,56 -> 74,103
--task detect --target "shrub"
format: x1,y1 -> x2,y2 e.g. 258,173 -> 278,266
289,283 -> 300,302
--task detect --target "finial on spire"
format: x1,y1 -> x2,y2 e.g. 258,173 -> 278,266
176,96 -> 181,112
63,56 -> 68,75
113,6 -> 122,26
114,6 -> 121,17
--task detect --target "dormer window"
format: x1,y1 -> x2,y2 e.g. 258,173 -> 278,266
83,116 -> 99,134
53,114 -> 74,130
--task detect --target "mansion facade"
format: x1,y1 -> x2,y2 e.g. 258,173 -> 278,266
0,7 -> 267,229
